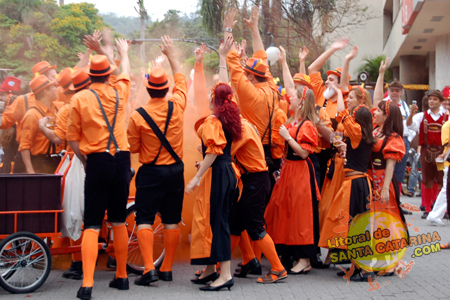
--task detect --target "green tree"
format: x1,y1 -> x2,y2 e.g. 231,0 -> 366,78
357,54 -> 393,83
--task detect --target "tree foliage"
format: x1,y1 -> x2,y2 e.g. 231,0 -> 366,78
0,0 -> 110,79
357,54 -> 393,83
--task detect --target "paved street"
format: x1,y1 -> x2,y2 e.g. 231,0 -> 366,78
1,194 -> 449,299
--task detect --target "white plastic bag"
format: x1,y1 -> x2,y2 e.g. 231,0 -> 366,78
61,155 -> 85,241
56,154 -> 71,176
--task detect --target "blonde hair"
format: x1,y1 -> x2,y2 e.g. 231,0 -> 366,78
350,87 -> 372,109
288,87 -> 318,127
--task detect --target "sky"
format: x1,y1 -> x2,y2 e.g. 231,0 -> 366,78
64,0 -> 198,21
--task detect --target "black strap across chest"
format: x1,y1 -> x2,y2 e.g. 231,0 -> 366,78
286,118 -> 309,161
261,91 -> 276,145
90,89 -> 120,153
136,101 -> 181,165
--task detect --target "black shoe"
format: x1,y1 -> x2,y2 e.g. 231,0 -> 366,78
421,212 -> 429,219
234,258 -> 262,278
349,270 -> 375,282
109,277 -> 129,290
135,269 -> 159,286
401,208 -> 412,215
106,256 -> 117,269
77,287 -> 92,300
199,279 -> 234,291
191,272 -> 219,284
158,270 -> 172,281
420,205 -> 425,211
62,261 -> 82,280
336,268 -> 351,276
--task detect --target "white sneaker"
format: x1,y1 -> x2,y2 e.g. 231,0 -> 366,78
429,219 -> 445,226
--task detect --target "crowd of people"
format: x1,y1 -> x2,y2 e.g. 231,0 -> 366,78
1,5 -> 450,300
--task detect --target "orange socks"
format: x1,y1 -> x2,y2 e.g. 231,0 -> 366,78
112,224 -> 128,279
70,235 -> 83,262
159,228 -> 180,272
252,240 -> 262,263
256,234 -> 284,272
230,234 -> 240,253
239,231 -> 256,265
137,228 -> 155,274
81,229 -> 99,287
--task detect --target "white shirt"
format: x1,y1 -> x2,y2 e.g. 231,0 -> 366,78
383,98 -> 414,141
408,109 -> 445,134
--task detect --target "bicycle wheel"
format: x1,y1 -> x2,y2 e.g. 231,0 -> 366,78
0,232 -> 51,294
125,203 -> 165,275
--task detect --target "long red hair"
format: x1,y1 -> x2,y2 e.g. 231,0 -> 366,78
212,83 -> 242,141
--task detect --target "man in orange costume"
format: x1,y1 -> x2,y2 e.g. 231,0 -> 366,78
67,35 -> 131,300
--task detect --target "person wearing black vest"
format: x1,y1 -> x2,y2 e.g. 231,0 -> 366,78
407,90 -> 448,219
127,36 -> 187,286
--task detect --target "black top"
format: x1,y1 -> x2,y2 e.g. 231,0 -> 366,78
345,136 -> 373,172
370,136 -> 389,170
202,129 -> 233,166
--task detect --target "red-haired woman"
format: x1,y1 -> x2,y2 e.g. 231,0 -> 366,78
186,82 -> 242,291
265,86 -> 319,275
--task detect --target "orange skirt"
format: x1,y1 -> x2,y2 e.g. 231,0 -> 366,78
265,158 -> 320,246
318,173 -> 372,249
319,156 -> 345,231
368,169 -> 403,221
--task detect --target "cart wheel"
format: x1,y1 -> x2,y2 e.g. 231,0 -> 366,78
0,232 -> 51,294
125,203 -> 165,275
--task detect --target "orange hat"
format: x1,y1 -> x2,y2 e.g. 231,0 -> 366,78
144,67 -> 172,90
32,61 -> 56,77
244,58 -> 269,78
69,69 -> 91,91
326,67 -> 351,81
293,73 -> 313,89
0,76 -> 21,93
443,86 -> 450,99
57,68 -> 74,92
29,75 -> 55,94
87,55 -> 117,76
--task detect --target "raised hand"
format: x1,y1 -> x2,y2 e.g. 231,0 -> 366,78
277,45 -> 287,64
195,43 -> 207,63
154,55 -> 165,67
219,36 -> 234,56
77,52 -> 84,60
159,35 -> 175,59
223,7 -> 238,30
379,57 -> 390,73
299,46 -> 309,62
83,34 -> 103,54
115,38 -> 129,55
244,5 -> 260,30
331,38 -> 349,51
345,45 -> 358,61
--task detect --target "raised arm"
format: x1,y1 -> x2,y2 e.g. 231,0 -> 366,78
160,35 -> 181,75
75,48 -> 93,69
219,38 -> 232,83
278,46 -> 295,98
341,45 -> 358,92
115,38 -> 130,76
193,44 -> 210,116
299,46 -> 309,75
223,8 -> 237,53
83,30 -> 120,76
373,58 -> 390,108
244,5 -> 264,53
308,38 -> 349,74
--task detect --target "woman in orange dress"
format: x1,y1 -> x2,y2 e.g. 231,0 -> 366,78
186,82 -> 241,291
319,103 -> 377,281
265,86 -> 320,274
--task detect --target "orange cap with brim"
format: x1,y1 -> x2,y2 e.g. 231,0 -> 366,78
57,68 -> 74,92
293,73 -> 313,90
69,69 -> 91,91
30,75 -> 56,94
32,61 -> 56,77
244,58 -> 269,78
144,67 -> 172,90
326,67 -> 351,81
87,55 -> 117,76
